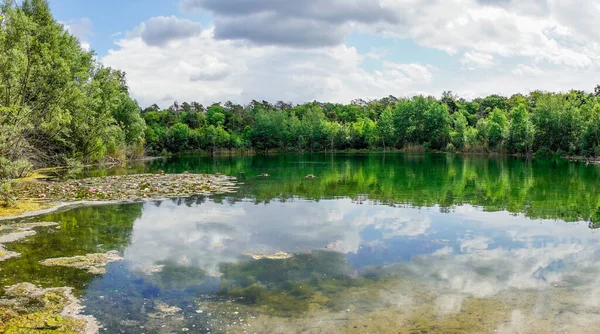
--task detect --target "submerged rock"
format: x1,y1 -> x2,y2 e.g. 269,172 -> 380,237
0,230 -> 36,244
1,282 -> 99,333
0,245 -> 19,262
39,250 -> 123,274
147,302 -> 184,321
155,302 -> 182,315
0,222 -> 59,262
1,222 -> 60,230
130,263 -> 166,275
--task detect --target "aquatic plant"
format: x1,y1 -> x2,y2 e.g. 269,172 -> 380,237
12,173 -> 237,204
40,251 -> 123,274
0,283 -> 98,333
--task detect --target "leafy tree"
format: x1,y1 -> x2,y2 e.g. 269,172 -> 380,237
165,123 -> 190,152
582,103 -> 600,156
377,107 -> 395,149
487,108 -> 508,149
507,105 -> 534,154
451,112 -> 468,150
207,105 -> 226,126
423,102 -> 451,149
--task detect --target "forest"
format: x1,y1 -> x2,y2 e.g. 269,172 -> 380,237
2,0 -> 600,201
142,88 -> 600,158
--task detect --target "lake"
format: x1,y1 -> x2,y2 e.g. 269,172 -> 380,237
2,153 -> 600,333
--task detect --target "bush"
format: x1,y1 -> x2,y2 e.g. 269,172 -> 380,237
0,158 -> 32,179
0,180 -> 17,207
535,147 -> 553,159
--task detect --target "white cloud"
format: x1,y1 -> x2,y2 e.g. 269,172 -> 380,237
103,23 -> 434,107
460,51 -> 495,70
101,0 -> 600,105
61,17 -> 93,51
512,64 -> 542,76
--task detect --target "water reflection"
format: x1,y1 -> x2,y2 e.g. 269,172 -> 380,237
74,153 -> 600,225
70,197 -> 600,333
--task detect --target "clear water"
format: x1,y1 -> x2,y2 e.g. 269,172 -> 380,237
3,153 -> 600,333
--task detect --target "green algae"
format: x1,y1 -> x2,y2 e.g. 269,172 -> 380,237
0,283 -> 98,334
39,251 -> 123,274
3,312 -> 86,333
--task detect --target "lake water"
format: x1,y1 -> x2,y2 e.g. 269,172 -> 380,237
3,153 -> 600,333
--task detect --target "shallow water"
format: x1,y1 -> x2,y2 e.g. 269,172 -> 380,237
3,153 -> 600,333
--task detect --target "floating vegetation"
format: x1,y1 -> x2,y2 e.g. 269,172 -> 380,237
40,251 -> 123,274
242,251 -> 293,260
13,172 -> 237,203
0,282 -> 98,333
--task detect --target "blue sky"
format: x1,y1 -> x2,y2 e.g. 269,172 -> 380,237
49,0 -> 600,107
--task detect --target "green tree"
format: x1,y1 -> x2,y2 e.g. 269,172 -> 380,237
507,105 -> 534,154
377,107 -> 395,150
487,108 -> 508,149
207,105 -> 226,126
451,112 -> 468,150
582,103 -> 600,156
165,123 -> 190,152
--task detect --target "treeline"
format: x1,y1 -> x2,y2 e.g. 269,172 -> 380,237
144,89 -> 600,158
0,0 -> 145,182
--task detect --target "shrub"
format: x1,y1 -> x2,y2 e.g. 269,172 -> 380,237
535,147 -> 553,159
0,158 -> 32,179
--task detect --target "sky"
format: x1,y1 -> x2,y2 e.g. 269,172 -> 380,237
50,0 -> 600,108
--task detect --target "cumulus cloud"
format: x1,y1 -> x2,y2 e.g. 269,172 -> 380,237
137,16 -> 203,47
181,0 -> 397,48
61,17 -> 93,51
101,0 -> 600,105
460,51 -> 495,70
103,22 -> 434,107
511,63 -> 542,76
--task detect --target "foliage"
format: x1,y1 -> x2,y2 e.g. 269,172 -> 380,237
0,0 -> 144,171
140,85 -> 600,158
507,105 -> 535,154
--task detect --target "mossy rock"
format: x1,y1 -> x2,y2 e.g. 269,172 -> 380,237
4,312 -> 86,333
39,251 -> 123,274
1,283 -> 98,334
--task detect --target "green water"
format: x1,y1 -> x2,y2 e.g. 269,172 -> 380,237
2,153 -> 600,333
83,153 -> 600,224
